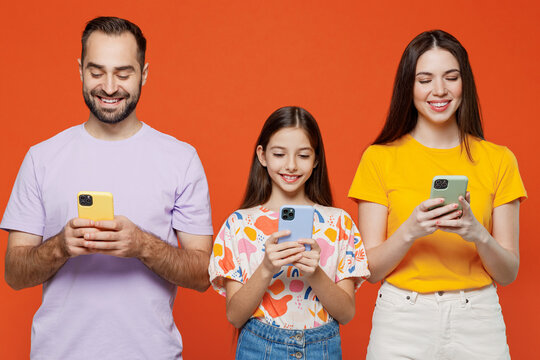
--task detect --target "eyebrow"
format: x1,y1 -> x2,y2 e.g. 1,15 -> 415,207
269,146 -> 313,151
86,62 -> 136,72
416,69 -> 461,76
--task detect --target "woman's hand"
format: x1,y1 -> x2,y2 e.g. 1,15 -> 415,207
435,193 -> 489,244
401,198 -> 463,242
293,238 -> 321,278
261,230 -> 305,276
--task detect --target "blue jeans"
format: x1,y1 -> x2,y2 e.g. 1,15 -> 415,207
236,318 -> 342,360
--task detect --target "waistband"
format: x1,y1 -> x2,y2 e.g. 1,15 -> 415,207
242,318 -> 340,346
380,281 -> 496,304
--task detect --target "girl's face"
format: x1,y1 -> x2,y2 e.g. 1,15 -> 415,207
413,48 -> 463,126
257,127 -> 316,200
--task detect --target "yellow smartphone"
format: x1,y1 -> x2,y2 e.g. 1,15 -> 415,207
77,191 -> 114,221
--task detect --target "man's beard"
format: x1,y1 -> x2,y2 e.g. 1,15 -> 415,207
83,82 -> 142,124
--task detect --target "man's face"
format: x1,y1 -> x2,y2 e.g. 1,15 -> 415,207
79,31 -> 148,124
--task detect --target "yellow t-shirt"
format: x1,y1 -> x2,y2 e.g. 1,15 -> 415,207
348,134 -> 527,293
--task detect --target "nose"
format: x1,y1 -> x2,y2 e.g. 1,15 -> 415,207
432,78 -> 447,96
102,74 -> 118,95
285,155 -> 297,171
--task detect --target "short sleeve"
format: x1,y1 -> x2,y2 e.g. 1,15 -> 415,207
1,150 -> 45,236
335,211 -> 370,290
348,146 -> 388,206
173,150 -> 213,235
209,214 -> 244,296
493,148 -> 527,208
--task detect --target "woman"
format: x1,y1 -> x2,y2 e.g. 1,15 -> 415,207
349,30 -> 526,359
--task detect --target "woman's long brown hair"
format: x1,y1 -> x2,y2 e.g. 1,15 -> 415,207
374,30 -> 484,160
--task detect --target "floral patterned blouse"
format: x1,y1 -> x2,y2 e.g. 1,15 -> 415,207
209,205 -> 370,329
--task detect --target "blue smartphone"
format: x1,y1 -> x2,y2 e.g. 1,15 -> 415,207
278,205 -> 314,251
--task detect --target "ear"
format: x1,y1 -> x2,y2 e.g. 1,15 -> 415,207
78,58 -> 83,82
256,145 -> 267,167
141,63 -> 149,86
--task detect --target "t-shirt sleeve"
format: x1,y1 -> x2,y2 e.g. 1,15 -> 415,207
493,147 -> 527,208
335,211 -> 370,291
348,146 -> 388,206
0,150 -> 45,236
208,214 -> 244,296
173,150 -> 213,235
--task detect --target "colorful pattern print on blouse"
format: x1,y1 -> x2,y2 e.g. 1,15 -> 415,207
209,205 -> 370,329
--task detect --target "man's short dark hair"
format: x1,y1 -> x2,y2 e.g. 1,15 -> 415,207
81,16 -> 147,70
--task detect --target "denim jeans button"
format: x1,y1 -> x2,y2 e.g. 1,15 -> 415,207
294,351 -> 303,359
295,333 -> 303,341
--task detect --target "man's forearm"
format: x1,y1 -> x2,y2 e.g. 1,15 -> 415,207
5,234 -> 69,290
138,232 -> 211,292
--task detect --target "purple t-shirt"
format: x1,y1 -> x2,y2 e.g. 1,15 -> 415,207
1,123 -> 213,359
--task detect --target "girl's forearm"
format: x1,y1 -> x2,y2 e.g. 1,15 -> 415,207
226,265 -> 274,328
306,267 -> 356,325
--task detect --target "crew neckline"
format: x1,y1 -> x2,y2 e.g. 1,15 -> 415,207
80,122 -> 149,144
404,133 -> 463,153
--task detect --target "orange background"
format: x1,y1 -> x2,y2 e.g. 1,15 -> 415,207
0,1 -> 538,358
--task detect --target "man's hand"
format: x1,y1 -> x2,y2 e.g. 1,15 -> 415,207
82,216 -> 146,258
60,218 -> 99,257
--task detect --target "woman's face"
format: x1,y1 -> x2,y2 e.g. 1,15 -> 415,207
413,48 -> 463,126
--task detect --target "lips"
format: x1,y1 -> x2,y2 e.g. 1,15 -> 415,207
97,96 -> 124,106
427,100 -> 451,112
280,174 -> 301,183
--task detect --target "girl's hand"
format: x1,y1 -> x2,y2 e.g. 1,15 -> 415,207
261,230 -> 305,276
293,238 -> 321,278
435,193 -> 489,244
402,198 -> 463,242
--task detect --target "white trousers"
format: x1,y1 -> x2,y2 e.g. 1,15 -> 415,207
366,282 -> 511,360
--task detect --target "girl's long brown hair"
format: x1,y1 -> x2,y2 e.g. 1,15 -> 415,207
240,106 -> 333,208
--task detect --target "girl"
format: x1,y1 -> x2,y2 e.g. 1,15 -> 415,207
209,106 -> 370,359
349,30 -> 527,359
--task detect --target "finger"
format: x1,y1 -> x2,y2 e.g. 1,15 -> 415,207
72,227 -> 99,238
437,209 -> 463,220
67,237 -> 91,248
292,263 -> 313,273
278,253 -> 303,265
296,238 -> 320,252
435,218 -> 461,228
266,230 -> 291,245
93,220 -> 119,231
419,198 -> 445,212
272,240 -> 304,252
269,246 -> 304,260
427,203 -> 460,219
70,218 -> 94,228
458,195 -> 471,211
83,240 -> 121,250
465,191 -> 471,203
84,231 -> 119,241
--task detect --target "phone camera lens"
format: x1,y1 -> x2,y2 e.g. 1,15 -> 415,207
282,214 -> 288,220
434,179 -> 448,190
79,194 -> 93,206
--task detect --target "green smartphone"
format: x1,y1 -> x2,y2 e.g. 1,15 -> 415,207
429,175 -> 468,211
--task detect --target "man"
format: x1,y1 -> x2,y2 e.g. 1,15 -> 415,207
1,17 -> 213,359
